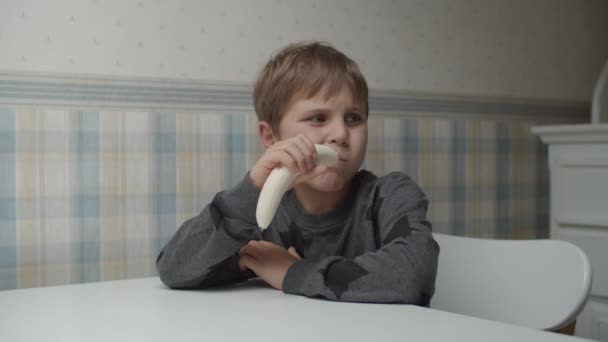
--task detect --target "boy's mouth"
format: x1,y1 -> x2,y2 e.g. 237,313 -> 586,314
329,149 -> 346,162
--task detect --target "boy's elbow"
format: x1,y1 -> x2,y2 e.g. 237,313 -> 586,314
158,274 -> 178,289
156,251 -> 173,287
417,235 -> 439,306
404,233 -> 439,306
410,269 -> 437,307
399,269 -> 437,306
155,250 -> 217,290
155,250 -> 184,289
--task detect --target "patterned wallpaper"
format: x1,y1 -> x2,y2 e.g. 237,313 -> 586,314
0,70 -> 587,290
1,0 -> 607,102
0,104 -> 578,290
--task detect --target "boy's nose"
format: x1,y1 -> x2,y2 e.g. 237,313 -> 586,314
328,120 -> 348,146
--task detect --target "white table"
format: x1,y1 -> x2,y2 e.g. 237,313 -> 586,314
0,277 -> 591,342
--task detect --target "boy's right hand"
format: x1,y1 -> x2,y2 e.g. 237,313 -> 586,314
249,134 -> 329,189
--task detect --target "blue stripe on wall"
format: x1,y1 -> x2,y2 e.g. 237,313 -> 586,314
0,75 -> 589,119
535,139 -> 549,238
0,108 -> 16,290
402,119 -> 419,182
497,123 -> 510,238
452,120 -> 467,236
224,115 -> 246,188
74,111 -> 100,283
153,112 -> 177,256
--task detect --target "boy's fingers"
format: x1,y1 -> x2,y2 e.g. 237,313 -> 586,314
239,254 -> 258,272
275,150 -> 299,175
276,135 -> 317,173
239,241 -> 262,258
297,134 -> 317,160
238,256 -> 248,271
287,247 -> 301,258
293,136 -> 316,171
294,164 -> 328,185
296,134 -> 315,149
284,143 -> 308,173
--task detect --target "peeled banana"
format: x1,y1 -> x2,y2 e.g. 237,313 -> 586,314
256,144 -> 339,229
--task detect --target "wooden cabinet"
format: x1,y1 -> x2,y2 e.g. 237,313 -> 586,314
533,124 -> 608,341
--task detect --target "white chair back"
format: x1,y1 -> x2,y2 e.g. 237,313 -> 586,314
431,233 -> 592,331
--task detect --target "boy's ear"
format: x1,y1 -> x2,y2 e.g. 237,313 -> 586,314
258,121 -> 276,149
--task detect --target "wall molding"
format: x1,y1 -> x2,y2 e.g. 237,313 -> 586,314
0,70 -> 589,120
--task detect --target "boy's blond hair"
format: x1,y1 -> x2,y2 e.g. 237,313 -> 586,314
253,41 -> 369,135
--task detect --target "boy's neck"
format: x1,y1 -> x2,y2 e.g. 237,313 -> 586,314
292,182 -> 352,215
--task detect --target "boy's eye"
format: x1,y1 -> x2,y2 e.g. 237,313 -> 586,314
309,114 -> 326,123
345,112 -> 364,124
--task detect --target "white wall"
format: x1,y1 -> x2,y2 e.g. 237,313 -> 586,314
1,0 -> 607,101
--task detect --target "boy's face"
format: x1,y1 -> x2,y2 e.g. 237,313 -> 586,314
277,86 -> 368,193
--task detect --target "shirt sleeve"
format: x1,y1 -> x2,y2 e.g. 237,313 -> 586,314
281,172 -> 439,305
156,172 -> 262,289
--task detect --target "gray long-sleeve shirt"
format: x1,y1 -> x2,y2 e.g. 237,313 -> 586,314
156,169 -> 439,305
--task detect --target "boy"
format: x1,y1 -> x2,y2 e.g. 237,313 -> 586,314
156,41 -> 438,305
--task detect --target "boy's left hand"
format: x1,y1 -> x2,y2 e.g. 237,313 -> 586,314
238,241 -> 302,290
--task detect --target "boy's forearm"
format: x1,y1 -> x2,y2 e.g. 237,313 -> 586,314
156,173 -> 262,289
282,230 -> 438,305
214,171 -> 261,224
156,212 -> 261,288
